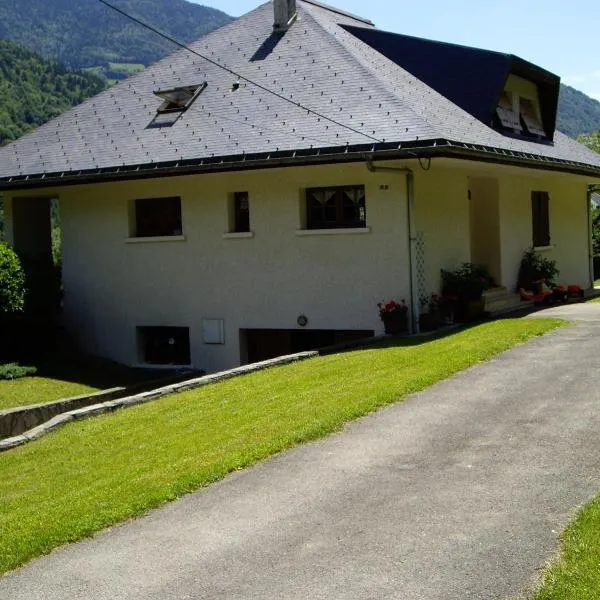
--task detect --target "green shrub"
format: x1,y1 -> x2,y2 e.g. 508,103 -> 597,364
517,247 -> 559,290
0,362 -> 37,380
441,262 -> 493,301
0,243 -> 26,314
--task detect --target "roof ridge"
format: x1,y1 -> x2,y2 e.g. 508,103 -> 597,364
299,0 -> 374,26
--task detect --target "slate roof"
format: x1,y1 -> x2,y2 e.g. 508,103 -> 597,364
343,25 -> 560,139
1,0 -> 600,190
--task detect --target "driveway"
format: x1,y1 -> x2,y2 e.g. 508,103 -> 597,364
2,305 -> 600,599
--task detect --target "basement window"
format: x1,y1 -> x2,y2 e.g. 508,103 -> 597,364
132,196 -> 182,238
138,326 -> 191,366
147,82 -> 207,128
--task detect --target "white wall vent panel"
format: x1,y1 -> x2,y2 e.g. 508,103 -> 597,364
202,319 -> 225,344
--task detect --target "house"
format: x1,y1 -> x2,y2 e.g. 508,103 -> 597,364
1,0 -> 600,372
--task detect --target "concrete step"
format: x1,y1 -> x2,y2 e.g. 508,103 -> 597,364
483,289 -> 530,315
482,286 -> 509,301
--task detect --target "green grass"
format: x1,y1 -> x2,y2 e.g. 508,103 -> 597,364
0,377 -> 99,410
532,494 -> 600,600
0,356 -> 166,410
0,318 -> 562,575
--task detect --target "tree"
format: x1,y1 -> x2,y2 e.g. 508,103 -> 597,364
577,130 -> 600,154
0,242 -> 25,314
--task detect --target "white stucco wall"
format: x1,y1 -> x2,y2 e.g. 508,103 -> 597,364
498,172 -> 591,290
413,165 -> 471,297
55,162 -> 411,371
4,158 -> 595,372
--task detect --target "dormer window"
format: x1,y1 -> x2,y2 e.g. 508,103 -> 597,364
495,75 -> 547,140
496,92 -> 521,132
147,82 -> 207,128
520,97 -> 545,137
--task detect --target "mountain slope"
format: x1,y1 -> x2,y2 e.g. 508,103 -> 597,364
0,39 -> 106,145
557,84 -> 600,138
0,0 -> 233,78
0,1 -> 599,139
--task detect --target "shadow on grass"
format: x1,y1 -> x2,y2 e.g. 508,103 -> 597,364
320,314 -> 537,357
32,350 -> 198,390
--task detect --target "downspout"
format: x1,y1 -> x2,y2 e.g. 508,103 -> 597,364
366,160 -> 419,334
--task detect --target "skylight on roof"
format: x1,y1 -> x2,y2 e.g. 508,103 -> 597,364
146,82 -> 207,129
154,82 -> 207,113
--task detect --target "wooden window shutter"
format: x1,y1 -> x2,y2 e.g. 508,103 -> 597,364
531,191 -> 550,247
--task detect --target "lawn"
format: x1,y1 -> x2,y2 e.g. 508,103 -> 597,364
532,494 -> 600,600
0,356 -> 167,411
0,318 -> 562,575
0,377 -> 99,410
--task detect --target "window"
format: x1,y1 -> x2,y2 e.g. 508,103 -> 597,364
520,98 -> 545,137
532,191 -> 550,247
138,326 -> 191,365
133,196 -> 182,238
147,82 -> 206,128
495,75 -> 547,140
233,192 -> 250,233
496,91 -> 521,132
306,185 -> 366,229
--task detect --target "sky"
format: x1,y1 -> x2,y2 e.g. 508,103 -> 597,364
190,0 -> 600,100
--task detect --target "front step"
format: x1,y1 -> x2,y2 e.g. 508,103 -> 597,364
483,287 -> 531,315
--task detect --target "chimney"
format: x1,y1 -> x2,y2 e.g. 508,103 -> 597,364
273,0 -> 297,31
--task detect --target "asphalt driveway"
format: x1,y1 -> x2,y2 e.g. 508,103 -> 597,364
2,305 -> 600,599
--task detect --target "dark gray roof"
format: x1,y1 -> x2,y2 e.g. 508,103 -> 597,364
1,0 -> 600,189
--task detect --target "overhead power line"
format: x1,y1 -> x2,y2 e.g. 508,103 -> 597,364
97,0 -> 384,144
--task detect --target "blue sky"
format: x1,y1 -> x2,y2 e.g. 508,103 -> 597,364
191,0 -> 600,100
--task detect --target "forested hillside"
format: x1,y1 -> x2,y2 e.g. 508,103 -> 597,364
0,0 -> 232,80
0,39 -> 106,145
557,84 -> 600,138
0,0 -> 600,141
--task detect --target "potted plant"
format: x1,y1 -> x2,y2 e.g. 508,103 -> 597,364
419,293 -> 442,332
441,263 -> 493,322
517,248 -> 559,294
377,299 -> 409,334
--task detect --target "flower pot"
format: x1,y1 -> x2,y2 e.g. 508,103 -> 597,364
383,313 -> 408,334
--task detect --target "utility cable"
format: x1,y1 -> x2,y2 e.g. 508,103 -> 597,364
97,0 -> 385,144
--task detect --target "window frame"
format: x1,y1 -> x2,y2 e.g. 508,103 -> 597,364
132,196 -> 183,239
233,191 -> 251,233
305,184 -> 367,230
531,191 -> 550,248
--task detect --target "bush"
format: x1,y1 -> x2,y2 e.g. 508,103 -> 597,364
0,362 -> 37,380
441,263 -> 493,301
0,243 -> 26,314
517,247 -> 559,290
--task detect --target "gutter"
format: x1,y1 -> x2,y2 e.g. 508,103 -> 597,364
2,139 -> 600,192
366,160 -> 419,335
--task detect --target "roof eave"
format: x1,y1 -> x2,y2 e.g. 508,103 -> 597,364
1,139 -> 600,192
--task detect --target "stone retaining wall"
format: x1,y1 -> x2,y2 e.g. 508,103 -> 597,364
0,351 -> 319,452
